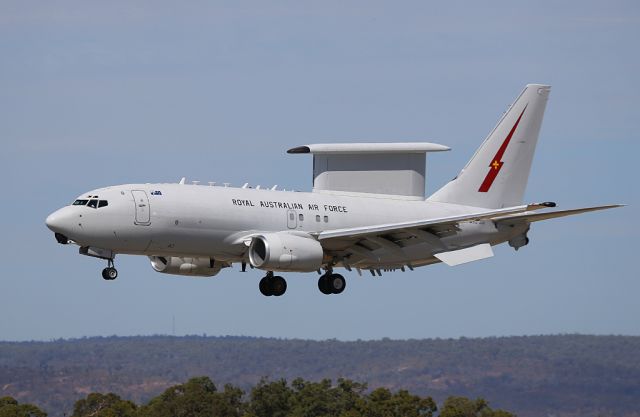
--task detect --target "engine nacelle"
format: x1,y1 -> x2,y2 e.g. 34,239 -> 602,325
248,232 -> 324,272
149,256 -> 222,277
508,233 -> 530,251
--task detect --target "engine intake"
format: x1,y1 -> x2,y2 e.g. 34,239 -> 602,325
149,256 -> 221,277
249,232 -> 324,272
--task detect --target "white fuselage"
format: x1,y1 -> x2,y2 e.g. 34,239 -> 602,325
46,183 -> 521,270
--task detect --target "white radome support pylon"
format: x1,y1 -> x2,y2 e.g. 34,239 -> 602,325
45,84 -> 623,296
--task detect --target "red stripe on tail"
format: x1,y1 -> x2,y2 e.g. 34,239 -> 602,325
478,106 -> 527,192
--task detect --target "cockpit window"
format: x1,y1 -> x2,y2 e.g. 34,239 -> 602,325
72,198 -> 108,208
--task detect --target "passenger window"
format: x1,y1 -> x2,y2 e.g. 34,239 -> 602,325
316,215 -> 321,222
87,200 -> 98,208
289,213 -> 294,220
299,214 -> 304,221
323,215 -> 328,223
98,200 -> 108,208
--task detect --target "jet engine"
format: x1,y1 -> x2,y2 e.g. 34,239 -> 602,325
508,233 -> 530,251
149,256 -> 222,277
248,232 -> 324,272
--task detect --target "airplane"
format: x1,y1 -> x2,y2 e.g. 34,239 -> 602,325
45,84 -> 622,296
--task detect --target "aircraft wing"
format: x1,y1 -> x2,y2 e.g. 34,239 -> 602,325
316,204 -> 546,241
491,204 -> 624,225
315,203 -> 623,268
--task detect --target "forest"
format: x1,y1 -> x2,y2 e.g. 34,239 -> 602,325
1,376 -> 515,417
1,335 -> 639,417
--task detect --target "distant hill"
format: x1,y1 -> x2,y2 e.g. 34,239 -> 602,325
1,335 -> 639,417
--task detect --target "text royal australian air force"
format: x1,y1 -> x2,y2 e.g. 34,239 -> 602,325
231,198 -> 348,213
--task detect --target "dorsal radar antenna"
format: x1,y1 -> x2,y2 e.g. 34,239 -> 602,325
287,142 -> 449,198
179,177 -> 186,185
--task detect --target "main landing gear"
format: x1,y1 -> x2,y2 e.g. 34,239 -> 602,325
259,272 -> 287,297
318,272 -> 346,295
101,259 -> 118,281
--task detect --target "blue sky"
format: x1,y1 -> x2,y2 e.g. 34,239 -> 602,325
0,1 -> 637,341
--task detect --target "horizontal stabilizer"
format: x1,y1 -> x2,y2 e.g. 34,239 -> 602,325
492,204 -> 625,225
434,243 -> 494,266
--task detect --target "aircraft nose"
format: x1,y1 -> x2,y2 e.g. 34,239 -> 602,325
45,207 -> 74,234
45,211 -> 61,232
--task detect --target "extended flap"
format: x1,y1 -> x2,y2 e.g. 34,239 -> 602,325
434,243 -> 494,266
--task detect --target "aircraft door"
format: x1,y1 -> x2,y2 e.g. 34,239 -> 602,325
132,190 -> 151,225
287,210 -> 297,229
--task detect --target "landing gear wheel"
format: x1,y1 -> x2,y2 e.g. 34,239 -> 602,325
259,277 -> 272,296
259,275 -> 287,297
271,276 -> 287,296
102,267 -> 118,280
318,275 -> 332,295
328,273 -> 346,294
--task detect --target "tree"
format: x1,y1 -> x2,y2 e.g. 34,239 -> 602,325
288,378 -> 336,417
332,378 -> 368,414
137,376 -> 218,417
136,376 -> 244,417
248,378 -> 293,417
211,384 -> 244,417
0,397 -> 47,417
71,393 -> 136,417
365,387 -> 437,417
439,396 -> 515,417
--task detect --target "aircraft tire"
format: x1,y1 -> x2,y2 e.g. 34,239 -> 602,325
272,276 -> 287,296
328,273 -> 346,294
318,275 -> 332,295
259,277 -> 272,296
102,267 -> 118,280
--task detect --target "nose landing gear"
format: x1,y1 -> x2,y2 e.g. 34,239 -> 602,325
259,272 -> 287,296
101,259 -> 118,280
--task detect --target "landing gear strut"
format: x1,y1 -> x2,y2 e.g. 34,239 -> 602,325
101,259 -> 118,281
259,272 -> 287,297
318,272 -> 346,295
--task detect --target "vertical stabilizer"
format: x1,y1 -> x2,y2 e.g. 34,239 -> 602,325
428,84 -> 551,208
